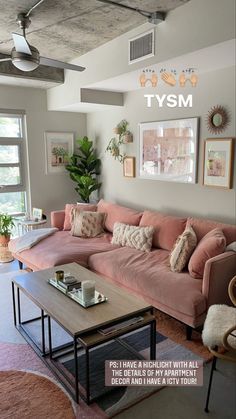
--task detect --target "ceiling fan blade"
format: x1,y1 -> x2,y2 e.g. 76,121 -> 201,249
12,33 -> 32,55
0,56 -> 12,62
40,56 -> 85,72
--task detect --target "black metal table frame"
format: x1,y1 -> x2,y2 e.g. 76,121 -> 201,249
12,281 -> 156,404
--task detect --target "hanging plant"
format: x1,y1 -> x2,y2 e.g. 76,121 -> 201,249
105,138 -> 125,163
106,119 -> 133,163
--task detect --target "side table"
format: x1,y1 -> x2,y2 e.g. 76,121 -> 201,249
16,219 -> 47,236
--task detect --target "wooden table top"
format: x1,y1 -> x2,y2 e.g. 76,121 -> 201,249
13,263 -> 151,336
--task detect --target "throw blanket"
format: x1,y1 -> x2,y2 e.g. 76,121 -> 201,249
9,228 -> 58,253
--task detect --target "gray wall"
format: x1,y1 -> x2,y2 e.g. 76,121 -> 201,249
87,66 -> 236,224
0,85 -> 87,218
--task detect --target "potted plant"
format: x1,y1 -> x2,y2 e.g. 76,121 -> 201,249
123,130 -> 133,143
66,136 -> 101,203
0,213 -> 15,246
106,119 -> 133,162
105,137 -> 125,162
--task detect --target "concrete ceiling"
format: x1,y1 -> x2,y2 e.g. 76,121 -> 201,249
0,0 -> 189,62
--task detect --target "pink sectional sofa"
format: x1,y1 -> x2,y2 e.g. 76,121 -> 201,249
11,200 -> 236,338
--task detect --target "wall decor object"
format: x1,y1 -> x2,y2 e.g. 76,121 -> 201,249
106,119 -> 133,163
139,118 -> 199,183
203,138 -> 233,189
123,157 -> 135,178
206,105 -> 230,134
45,132 -> 74,174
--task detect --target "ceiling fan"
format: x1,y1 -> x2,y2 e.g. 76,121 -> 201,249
0,1 -> 85,73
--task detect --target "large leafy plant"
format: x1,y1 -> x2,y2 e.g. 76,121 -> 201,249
0,213 -> 15,237
66,136 -> 101,203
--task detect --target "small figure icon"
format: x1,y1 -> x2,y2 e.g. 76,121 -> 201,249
179,71 -> 198,87
161,72 -> 176,86
139,70 -> 158,87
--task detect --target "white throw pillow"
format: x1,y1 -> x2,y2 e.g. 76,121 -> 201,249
226,241 -> 236,252
170,226 -> 197,273
112,222 -> 154,252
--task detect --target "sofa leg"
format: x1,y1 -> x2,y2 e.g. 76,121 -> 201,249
186,325 -> 193,340
18,260 -> 23,270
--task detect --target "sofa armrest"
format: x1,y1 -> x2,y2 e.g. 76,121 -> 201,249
51,210 -> 65,230
202,251 -> 236,308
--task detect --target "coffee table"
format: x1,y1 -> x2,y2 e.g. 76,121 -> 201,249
12,262 -> 156,404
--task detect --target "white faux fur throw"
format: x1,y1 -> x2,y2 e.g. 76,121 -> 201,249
9,228 -> 58,253
202,304 -> 236,349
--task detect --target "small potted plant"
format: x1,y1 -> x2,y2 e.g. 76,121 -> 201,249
123,130 -> 133,143
0,213 -> 15,246
107,119 -> 132,163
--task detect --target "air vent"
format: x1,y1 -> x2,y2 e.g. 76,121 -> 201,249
129,29 -> 154,64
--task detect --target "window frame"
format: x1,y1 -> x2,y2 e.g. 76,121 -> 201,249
0,111 -> 28,215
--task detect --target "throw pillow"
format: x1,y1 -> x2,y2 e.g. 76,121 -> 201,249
97,199 -> 142,232
169,226 -> 197,273
70,210 -> 105,238
63,203 -> 97,230
226,241 -> 236,252
111,222 -> 154,252
188,228 -> 226,279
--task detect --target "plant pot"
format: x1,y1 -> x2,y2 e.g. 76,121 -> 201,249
0,234 -> 13,263
123,133 -> 133,143
0,234 -> 10,246
113,127 -> 122,135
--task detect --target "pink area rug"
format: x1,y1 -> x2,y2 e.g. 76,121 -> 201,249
0,370 -> 75,419
0,342 -> 109,418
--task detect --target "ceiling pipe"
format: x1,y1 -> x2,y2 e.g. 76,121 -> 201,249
97,0 -> 166,24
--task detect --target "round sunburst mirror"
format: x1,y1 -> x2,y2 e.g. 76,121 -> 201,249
206,105 -> 229,134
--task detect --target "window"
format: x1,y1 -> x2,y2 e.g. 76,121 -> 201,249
0,112 -> 28,215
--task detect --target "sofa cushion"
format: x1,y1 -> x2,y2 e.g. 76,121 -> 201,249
97,199 -> 142,232
88,247 -> 206,320
188,229 -> 226,279
170,226 -> 197,272
63,203 -> 97,230
186,217 -> 236,246
71,209 -> 105,238
12,231 -> 117,270
139,210 -> 187,251
112,222 -> 154,252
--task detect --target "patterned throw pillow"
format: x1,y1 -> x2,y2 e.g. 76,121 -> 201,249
63,203 -> 97,230
70,209 -> 105,238
169,226 -> 197,273
111,222 -> 154,252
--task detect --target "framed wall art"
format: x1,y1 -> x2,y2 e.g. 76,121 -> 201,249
203,138 -> 233,189
45,132 -> 74,174
123,156 -> 135,177
139,118 -> 199,184
32,207 -> 43,221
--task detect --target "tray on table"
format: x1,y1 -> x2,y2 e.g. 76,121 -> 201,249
48,278 -> 108,308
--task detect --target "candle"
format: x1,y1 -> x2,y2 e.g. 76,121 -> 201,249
82,280 -> 95,302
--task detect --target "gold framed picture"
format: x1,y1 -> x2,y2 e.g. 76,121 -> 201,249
203,138 -> 234,189
123,156 -> 135,178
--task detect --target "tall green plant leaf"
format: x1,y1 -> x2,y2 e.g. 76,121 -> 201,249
65,136 -> 101,203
